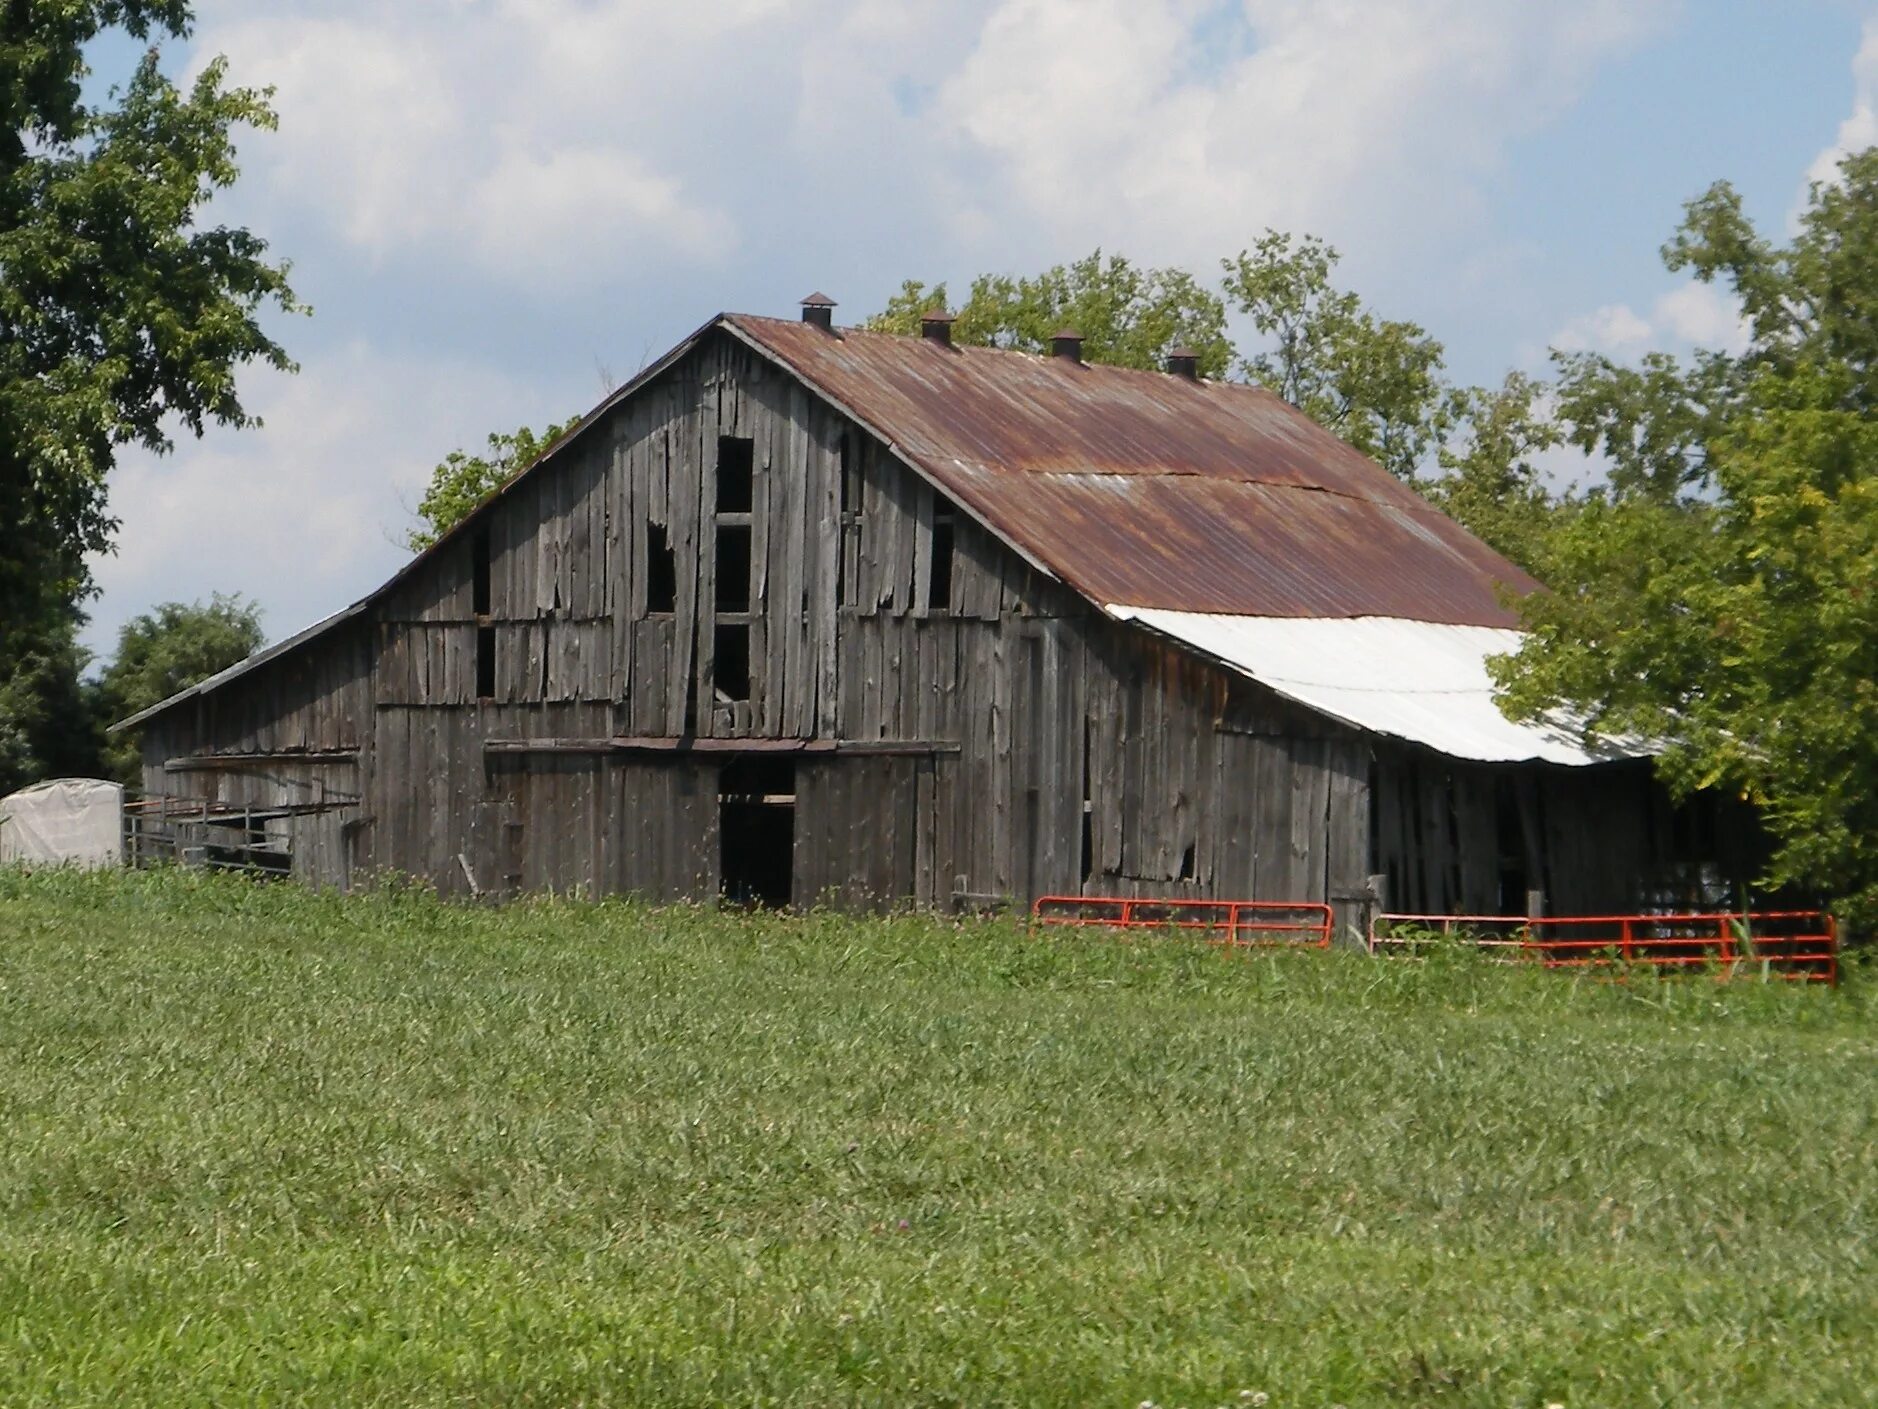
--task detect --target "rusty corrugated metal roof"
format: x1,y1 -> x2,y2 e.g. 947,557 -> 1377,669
726,314 -> 1533,627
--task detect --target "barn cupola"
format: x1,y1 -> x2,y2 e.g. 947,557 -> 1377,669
920,308 -> 957,347
800,291 -> 837,330
1050,328 -> 1084,363
1166,346 -> 1199,380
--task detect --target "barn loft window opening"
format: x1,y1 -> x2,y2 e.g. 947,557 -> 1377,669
839,432 -> 859,515
471,525 -> 491,617
717,435 -> 755,513
716,522 -> 752,612
714,622 -> 750,703
837,432 -> 861,606
928,494 -> 957,611
476,624 -> 496,700
646,521 -> 677,614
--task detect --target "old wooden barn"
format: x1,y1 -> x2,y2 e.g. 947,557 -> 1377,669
115,297 -> 1761,933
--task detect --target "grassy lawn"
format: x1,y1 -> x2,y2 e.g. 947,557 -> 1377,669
0,868 -> 1873,1407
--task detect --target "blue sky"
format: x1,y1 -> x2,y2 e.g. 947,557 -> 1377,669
82,0 -> 1878,657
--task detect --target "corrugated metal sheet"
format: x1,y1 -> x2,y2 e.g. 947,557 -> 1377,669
729,316 -> 1535,627
1106,607 -> 1644,766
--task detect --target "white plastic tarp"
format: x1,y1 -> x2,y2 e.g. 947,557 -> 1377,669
0,778 -> 125,868
1103,607 -> 1649,767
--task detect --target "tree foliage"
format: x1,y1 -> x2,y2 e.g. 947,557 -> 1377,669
410,419 -> 578,551
868,251 -> 1233,375
1222,233 -> 1450,481
0,3 -> 300,629
91,593 -> 265,783
0,4 -> 295,793
1426,373 -> 1561,573
1498,151 -> 1878,925
0,608 -> 96,798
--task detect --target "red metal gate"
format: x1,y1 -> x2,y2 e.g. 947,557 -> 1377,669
1367,909 -> 1838,984
1033,895 -> 1334,949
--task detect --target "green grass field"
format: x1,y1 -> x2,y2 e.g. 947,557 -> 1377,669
1,868 -> 1873,1407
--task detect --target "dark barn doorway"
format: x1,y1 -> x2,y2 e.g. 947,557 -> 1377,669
720,756 -> 796,907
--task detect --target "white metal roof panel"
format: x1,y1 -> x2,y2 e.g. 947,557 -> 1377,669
1104,607 -> 1647,766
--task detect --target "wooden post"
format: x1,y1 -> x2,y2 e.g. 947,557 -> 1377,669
1516,888 -> 1546,959
1365,872 -> 1388,950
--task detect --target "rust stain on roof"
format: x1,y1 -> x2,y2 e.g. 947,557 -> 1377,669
727,314 -> 1533,628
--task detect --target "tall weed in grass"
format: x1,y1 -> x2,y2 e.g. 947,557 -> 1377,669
0,867 -> 1873,1405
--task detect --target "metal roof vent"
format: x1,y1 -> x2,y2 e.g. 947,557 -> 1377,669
1166,346 -> 1199,380
800,291 -> 837,330
1050,328 -> 1083,363
920,308 -> 957,347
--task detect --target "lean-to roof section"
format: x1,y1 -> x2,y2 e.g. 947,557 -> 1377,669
1105,609 -> 1646,766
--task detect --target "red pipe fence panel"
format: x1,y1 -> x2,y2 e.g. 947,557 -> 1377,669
1032,896 -> 1334,949
1367,909 -> 1838,984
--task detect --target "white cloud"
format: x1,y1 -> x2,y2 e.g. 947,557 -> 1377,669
185,0 -> 1676,290
1653,280 -> 1749,354
1552,302 -> 1653,355
85,343 -> 560,656
1799,17 -> 1878,216
932,0 -> 1675,264
193,4 -> 754,275
1549,280 -> 1748,358
466,142 -> 736,274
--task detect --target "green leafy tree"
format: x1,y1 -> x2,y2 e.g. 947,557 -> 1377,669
1,4 -> 296,795
1427,373 -> 1562,572
868,251 -> 1233,376
410,419 -> 577,551
1549,348 -> 1742,504
1497,151 -> 1878,926
91,594 -> 264,783
0,609 -> 97,797
1221,232 -> 1450,480
1,3 -> 300,630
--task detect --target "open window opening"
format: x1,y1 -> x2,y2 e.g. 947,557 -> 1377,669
646,521 -> 677,614
717,435 -> 755,513
720,756 -> 795,908
471,525 -> 491,616
476,624 -> 497,700
928,495 -> 956,611
713,622 -> 750,703
716,522 -> 751,612
1178,842 -> 1197,882
837,433 -> 857,606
